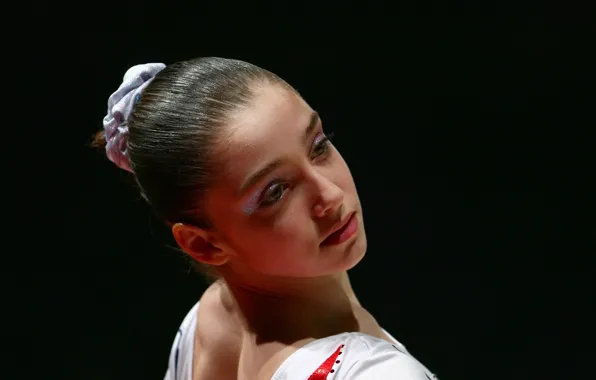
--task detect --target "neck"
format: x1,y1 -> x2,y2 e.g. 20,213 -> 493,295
218,271 -> 362,343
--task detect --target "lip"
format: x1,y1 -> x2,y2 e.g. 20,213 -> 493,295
320,211 -> 357,245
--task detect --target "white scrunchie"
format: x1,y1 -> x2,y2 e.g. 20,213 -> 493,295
102,63 -> 166,172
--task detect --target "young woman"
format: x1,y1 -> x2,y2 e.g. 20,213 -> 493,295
97,57 -> 438,379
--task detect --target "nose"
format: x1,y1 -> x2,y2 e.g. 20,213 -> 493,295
312,172 -> 344,218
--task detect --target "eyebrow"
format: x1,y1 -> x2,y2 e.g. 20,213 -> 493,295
238,111 -> 320,195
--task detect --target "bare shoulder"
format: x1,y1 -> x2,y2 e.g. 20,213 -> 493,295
196,281 -> 241,342
192,281 -> 242,380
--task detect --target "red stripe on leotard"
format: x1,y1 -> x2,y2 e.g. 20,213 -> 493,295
307,344 -> 344,380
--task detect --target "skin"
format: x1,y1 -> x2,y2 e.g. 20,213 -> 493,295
171,81 -> 383,378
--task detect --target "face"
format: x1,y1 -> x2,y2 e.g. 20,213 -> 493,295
204,83 -> 367,279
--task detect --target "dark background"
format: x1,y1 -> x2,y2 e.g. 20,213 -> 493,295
12,1 -> 594,379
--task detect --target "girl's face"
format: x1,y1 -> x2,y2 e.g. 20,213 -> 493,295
204,83 -> 367,279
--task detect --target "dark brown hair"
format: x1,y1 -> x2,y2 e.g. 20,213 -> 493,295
93,57 -> 290,280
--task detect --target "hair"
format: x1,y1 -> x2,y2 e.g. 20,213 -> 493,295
93,57 -> 292,281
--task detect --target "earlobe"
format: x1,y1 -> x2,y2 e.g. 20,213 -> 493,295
171,223 -> 229,266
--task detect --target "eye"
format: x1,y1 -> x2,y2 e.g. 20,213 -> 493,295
260,182 -> 289,207
311,132 -> 335,159
255,132 -> 336,211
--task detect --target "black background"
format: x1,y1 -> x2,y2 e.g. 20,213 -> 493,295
11,1 -> 595,379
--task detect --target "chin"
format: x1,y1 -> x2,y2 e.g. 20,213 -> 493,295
337,227 -> 368,272
349,235 -> 368,269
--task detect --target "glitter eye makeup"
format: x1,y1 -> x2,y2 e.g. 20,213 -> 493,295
241,131 -> 335,216
242,191 -> 261,216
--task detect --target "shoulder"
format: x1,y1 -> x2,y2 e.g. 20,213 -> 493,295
272,333 -> 438,380
164,282 -> 242,380
196,281 -> 242,351
343,334 -> 438,379
193,282 -> 242,380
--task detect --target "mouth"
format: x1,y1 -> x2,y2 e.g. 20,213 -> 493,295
320,212 -> 358,246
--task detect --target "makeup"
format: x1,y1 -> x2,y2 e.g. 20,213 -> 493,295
243,191 -> 260,215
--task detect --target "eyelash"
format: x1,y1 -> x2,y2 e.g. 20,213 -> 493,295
259,132 -> 335,209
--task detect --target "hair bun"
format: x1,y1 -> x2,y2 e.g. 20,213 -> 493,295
102,63 -> 166,172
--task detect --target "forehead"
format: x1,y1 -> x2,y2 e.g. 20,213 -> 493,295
216,85 -> 313,181
228,85 -> 310,145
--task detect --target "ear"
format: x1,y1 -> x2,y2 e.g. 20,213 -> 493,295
171,223 -> 230,266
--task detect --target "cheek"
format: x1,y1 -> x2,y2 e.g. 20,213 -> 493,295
234,209 -> 319,268
245,210 -> 316,251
